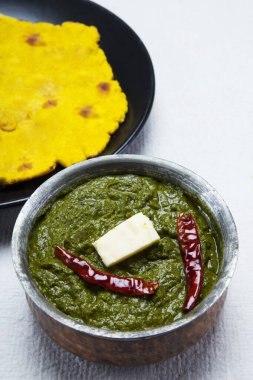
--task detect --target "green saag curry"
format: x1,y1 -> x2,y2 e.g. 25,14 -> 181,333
28,175 -> 221,331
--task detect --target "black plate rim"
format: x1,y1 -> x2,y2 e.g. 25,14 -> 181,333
87,1 -> 155,156
0,0 -> 155,208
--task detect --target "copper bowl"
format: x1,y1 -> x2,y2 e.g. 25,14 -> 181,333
12,155 -> 238,365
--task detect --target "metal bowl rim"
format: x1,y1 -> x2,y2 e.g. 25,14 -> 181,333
12,154 -> 239,340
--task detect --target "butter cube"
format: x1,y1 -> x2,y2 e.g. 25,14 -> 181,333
93,212 -> 160,267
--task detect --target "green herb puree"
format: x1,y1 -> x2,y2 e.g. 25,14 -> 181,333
28,175 -> 221,331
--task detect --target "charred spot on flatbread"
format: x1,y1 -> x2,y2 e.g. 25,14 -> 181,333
26,33 -> 45,46
0,123 -> 16,132
79,106 -> 95,118
18,162 -> 33,171
97,82 -> 110,93
43,99 -> 57,108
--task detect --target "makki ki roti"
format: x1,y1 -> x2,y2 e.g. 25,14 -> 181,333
0,14 -> 128,184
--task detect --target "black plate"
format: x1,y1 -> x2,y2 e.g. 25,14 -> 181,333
0,0 -> 155,207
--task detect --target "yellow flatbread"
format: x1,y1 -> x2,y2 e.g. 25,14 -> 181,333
0,14 -> 128,184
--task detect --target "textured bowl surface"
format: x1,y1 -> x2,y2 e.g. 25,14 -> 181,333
12,155 -> 238,365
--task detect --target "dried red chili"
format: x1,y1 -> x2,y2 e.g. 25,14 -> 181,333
54,246 -> 159,296
177,213 -> 203,312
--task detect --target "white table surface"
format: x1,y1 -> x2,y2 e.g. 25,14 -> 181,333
1,0 -> 253,378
